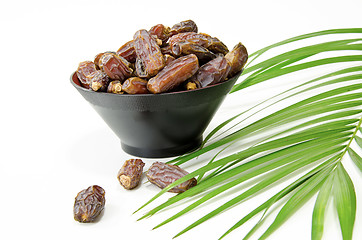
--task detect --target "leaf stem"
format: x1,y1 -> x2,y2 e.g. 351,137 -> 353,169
339,115 -> 362,161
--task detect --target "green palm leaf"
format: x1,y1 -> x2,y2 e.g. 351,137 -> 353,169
333,163 -> 357,240
136,28 -> 362,240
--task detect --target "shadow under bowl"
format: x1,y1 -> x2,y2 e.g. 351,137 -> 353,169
71,72 -> 240,158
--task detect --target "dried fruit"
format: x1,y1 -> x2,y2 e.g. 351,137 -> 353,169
146,162 -> 197,193
117,159 -> 145,190
172,41 -> 216,64
135,57 -> 150,78
149,24 -> 171,45
73,185 -> 105,223
168,32 -> 210,52
74,20 -> 247,93
189,55 -> 231,88
147,54 -> 199,94
100,53 -> 133,81
164,54 -> 175,66
76,61 -> 97,89
133,29 -> 165,77
116,40 -> 137,63
122,77 -> 149,94
168,32 -> 228,56
88,70 -> 110,92
107,80 -> 123,94
170,20 -> 198,36
225,42 -> 248,77
94,53 -> 104,69
207,36 -> 229,55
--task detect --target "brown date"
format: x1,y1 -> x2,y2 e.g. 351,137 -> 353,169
134,58 -> 150,78
76,61 -> 97,89
149,24 -> 171,45
146,162 -> 197,193
172,41 -> 217,64
116,40 -> 137,63
122,77 -> 149,94
87,70 -> 110,92
95,51 -> 117,70
133,29 -> 165,77
107,80 -> 123,94
189,55 -> 231,88
117,159 -> 145,190
73,185 -> 105,223
161,44 -> 174,56
100,53 -> 133,82
225,42 -> 248,77
169,20 -> 198,36
168,32 -> 210,52
208,36 -> 229,55
168,32 -> 228,56
94,53 -> 104,69
147,54 -> 199,94
164,54 -> 175,66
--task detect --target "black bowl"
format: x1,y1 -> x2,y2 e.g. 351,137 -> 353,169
71,72 -> 240,158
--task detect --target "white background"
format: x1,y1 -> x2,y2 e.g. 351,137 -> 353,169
0,0 -> 361,239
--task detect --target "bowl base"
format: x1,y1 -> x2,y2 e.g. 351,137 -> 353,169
121,137 -> 202,158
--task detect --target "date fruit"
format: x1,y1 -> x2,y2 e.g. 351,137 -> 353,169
164,54 -> 175,66
117,159 -> 145,190
172,41 -> 217,64
146,162 -> 197,193
133,29 -> 165,77
147,54 -> 199,94
116,40 -> 137,63
76,61 -> 97,89
189,55 -> 231,88
100,53 -> 133,81
225,42 -> 248,77
107,80 -> 123,94
88,70 -> 110,92
74,20 -> 247,94
149,24 -> 171,45
122,77 -> 149,94
73,185 -> 105,223
169,19 -> 198,36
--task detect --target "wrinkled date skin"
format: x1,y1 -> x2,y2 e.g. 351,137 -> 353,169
122,77 -> 149,94
107,80 -> 123,94
225,42 -> 248,77
168,32 -> 228,56
164,54 -> 175,66
88,70 -> 110,92
170,19 -> 198,37
117,159 -> 145,190
135,58 -> 150,78
76,61 -> 97,89
149,24 -> 171,45
73,185 -> 105,223
207,36 -> 229,55
146,162 -> 197,193
190,55 -> 231,88
116,40 -> 137,63
100,53 -> 133,82
75,19 -> 247,94
168,32 -> 210,52
147,54 -> 199,94
173,41 -> 216,64
133,29 -> 165,77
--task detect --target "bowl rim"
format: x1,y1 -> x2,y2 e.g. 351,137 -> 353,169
70,71 -> 242,97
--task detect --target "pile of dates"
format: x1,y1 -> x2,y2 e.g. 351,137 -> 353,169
76,20 -> 248,94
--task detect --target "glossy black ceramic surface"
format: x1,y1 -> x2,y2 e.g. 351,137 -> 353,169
71,72 -> 240,158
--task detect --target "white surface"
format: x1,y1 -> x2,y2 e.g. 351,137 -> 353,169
0,0 -> 361,239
